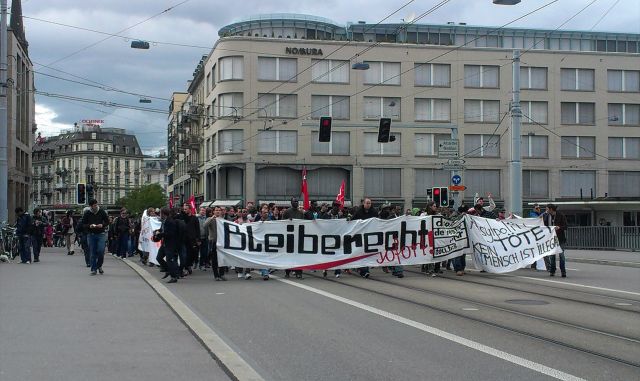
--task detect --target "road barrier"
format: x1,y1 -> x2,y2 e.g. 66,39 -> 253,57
566,226 -> 640,251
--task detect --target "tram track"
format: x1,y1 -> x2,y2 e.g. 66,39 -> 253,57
302,271 -> 640,369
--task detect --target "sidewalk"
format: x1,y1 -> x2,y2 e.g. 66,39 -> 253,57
0,246 -> 230,381
565,249 -> 640,268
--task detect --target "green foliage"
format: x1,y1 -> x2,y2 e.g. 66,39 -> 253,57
116,184 -> 166,215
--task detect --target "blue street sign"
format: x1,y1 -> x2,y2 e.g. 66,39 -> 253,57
452,175 -> 462,185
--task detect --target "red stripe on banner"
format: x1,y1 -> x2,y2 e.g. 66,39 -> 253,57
292,252 -> 380,271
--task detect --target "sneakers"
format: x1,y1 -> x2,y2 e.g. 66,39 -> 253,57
363,272 -> 370,279
90,271 -> 97,276
456,271 -> 464,276
244,273 -> 252,280
98,267 -> 104,274
431,273 -> 437,277
215,277 -> 222,281
335,273 -> 341,278
295,273 -> 303,279
561,273 -> 567,278
167,278 -> 177,283
396,273 -> 405,278
322,270 -> 328,278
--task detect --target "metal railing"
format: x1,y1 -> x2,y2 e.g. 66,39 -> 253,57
566,226 -> 640,251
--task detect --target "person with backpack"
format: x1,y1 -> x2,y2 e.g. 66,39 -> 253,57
15,207 -> 33,264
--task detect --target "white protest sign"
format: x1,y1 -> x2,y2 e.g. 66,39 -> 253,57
464,215 -> 561,273
138,210 -> 162,265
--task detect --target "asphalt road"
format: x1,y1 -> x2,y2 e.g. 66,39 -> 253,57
2,247 -> 639,381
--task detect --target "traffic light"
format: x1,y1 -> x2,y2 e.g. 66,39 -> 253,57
432,187 -> 441,207
426,188 -> 433,200
319,117 -> 332,142
377,118 -> 396,143
86,183 -> 95,202
77,183 -> 86,205
439,187 -> 449,207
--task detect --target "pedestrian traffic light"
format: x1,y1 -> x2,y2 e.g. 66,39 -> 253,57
86,183 -> 95,201
377,118 -> 396,143
426,188 -> 433,200
439,187 -> 449,207
432,187 -> 441,206
319,116 -> 332,142
77,183 -> 86,205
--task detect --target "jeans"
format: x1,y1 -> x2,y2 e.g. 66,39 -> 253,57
19,235 -> 31,263
453,254 -> 466,272
199,240 -> 209,268
117,233 -> 130,258
31,236 -> 42,260
548,243 -> 566,275
88,232 -> 107,272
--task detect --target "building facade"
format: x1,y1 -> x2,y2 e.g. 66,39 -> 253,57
143,152 -> 169,193
32,124 -> 144,212
168,14 -> 640,225
5,0 -> 35,221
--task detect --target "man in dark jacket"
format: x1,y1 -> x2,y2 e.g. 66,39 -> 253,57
82,199 -> 110,276
351,198 -> 378,278
544,204 -> 568,278
114,208 -> 131,259
177,203 -> 199,274
283,197 -> 304,278
156,207 -> 183,283
15,207 -> 33,264
31,208 -> 47,263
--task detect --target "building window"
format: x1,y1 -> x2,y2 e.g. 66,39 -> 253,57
464,134 -> 500,158
363,61 -> 401,85
205,138 -> 211,159
311,131 -> 350,155
521,101 -> 548,124
414,169 -> 450,196
464,100 -> 500,123
608,137 -> 640,159
561,102 -> 595,125
219,56 -> 243,80
258,94 -> 297,118
523,170 -> 549,198
206,72 -> 211,93
464,65 -> 499,88
607,70 -> 640,92
311,95 -> 350,119
257,57 -> 297,81
609,172 -> 640,197
520,66 -> 547,90
87,143 -> 94,151
363,132 -> 400,155
414,98 -> 451,122
415,133 -> 450,156
561,136 -> 595,159
560,68 -> 594,91
218,93 -> 243,118
608,104 -> 640,126
363,97 -> 401,120
521,135 -> 548,158
311,59 -> 349,83
115,175 -> 120,185
218,130 -> 243,153
561,170 -> 596,197
414,63 -> 450,87
363,168 -> 401,197
466,169 -> 500,198
257,130 -> 297,154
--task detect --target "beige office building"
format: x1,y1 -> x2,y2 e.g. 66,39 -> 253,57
167,14 -> 640,226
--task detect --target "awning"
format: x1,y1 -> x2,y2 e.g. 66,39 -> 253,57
199,201 -> 213,208
212,200 -> 242,207
258,200 -> 352,207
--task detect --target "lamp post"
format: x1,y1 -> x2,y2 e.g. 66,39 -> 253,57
508,50 -> 522,216
0,0 -> 8,222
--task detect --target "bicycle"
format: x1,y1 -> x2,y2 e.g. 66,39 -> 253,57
0,224 -> 19,262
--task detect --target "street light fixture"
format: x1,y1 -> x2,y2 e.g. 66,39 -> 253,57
352,62 -> 370,70
131,40 -> 150,49
493,0 -> 521,4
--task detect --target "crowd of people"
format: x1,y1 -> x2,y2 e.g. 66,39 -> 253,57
12,195 -> 567,281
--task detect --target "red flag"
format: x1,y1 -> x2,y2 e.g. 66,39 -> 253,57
188,194 -> 196,214
335,180 -> 345,209
169,197 -> 173,209
301,167 -> 310,210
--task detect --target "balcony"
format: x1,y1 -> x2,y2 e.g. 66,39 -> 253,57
85,167 -> 96,174
55,168 -> 69,177
41,188 -> 53,196
188,163 -> 201,178
41,173 -> 53,180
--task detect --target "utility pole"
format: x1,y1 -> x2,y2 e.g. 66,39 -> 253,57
508,49 -> 522,216
0,0 -> 8,222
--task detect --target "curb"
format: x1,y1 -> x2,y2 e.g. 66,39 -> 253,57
123,259 -> 264,381
567,258 -> 640,268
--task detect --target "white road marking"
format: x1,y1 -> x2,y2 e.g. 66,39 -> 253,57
512,276 -> 640,297
274,276 -> 585,381
614,303 -> 633,306
462,307 -> 479,311
216,292 -> 225,295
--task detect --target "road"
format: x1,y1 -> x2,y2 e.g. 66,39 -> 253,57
1,247 -> 639,381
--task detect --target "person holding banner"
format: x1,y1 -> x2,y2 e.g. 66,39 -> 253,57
205,207 -> 226,281
351,198 -> 378,278
283,197 -> 305,279
544,204 -> 568,278
156,208 -> 181,283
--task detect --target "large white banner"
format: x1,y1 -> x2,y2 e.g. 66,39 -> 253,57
137,210 -> 162,265
216,215 -> 561,273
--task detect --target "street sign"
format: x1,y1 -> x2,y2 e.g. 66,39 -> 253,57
449,185 -> 467,192
447,159 -> 465,165
438,139 -> 459,158
452,175 -> 462,185
441,164 -> 465,170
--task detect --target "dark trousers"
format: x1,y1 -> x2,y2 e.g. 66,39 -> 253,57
31,236 -> 42,260
358,267 -> 370,277
19,235 -> 31,263
184,244 -> 197,269
548,243 -> 566,275
156,246 -> 167,270
117,233 -> 130,258
81,234 -> 90,266
285,269 -> 302,277
87,233 -> 106,272
453,254 -> 466,272
209,241 -> 221,278
164,247 -> 180,279
199,240 -> 209,268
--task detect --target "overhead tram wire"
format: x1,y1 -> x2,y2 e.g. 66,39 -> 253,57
234,0 -> 451,121
34,91 -> 169,115
45,0 -> 192,67
223,0 -> 561,153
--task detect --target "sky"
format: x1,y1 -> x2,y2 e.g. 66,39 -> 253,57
22,0 -> 640,154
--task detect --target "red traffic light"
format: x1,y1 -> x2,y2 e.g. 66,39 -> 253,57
321,118 -> 331,127
433,188 -> 440,195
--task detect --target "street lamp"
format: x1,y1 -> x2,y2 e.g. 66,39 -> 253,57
493,0 -> 521,4
352,62 -> 370,70
131,40 -> 150,49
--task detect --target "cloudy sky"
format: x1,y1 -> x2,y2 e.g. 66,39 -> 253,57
22,0 -> 640,154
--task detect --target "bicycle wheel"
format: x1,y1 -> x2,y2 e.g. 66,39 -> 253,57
11,238 -> 19,260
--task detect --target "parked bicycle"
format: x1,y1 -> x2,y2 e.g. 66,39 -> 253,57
0,223 -> 19,262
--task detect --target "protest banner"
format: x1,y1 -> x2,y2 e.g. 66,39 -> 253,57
137,210 -> 162,265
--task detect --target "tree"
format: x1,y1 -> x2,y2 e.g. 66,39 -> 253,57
116,184 -> 166,216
